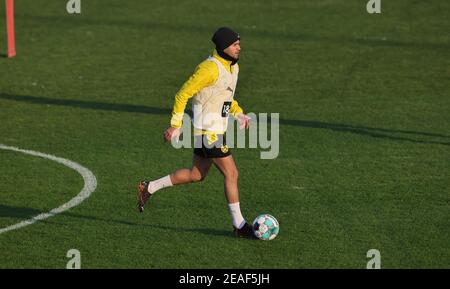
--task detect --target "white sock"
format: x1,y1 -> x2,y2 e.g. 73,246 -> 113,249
148,175 -> 173,194
228,202 -> 246,229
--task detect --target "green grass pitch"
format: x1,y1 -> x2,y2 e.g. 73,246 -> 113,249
0,0 -> 449,268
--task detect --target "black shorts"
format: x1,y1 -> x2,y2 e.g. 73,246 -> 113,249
194,134 -> 231,158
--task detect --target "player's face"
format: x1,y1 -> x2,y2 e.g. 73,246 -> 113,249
224,40 -> 241,59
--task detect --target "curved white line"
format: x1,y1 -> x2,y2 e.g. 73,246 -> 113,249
0,144 -> 97,235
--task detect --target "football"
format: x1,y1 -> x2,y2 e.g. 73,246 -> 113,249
252,214 -> 279,241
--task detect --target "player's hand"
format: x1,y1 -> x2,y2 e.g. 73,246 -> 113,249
164,127 -> 180,143
237,114 -> 251,129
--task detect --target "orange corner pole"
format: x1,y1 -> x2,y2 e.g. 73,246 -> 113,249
6,0 -> 16,58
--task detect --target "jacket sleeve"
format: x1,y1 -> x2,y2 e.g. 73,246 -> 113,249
230,64 -> 244,117
170,61 -> 218,129
230,99 -> 244,117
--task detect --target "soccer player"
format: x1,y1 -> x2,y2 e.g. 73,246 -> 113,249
137,27 -> 255,239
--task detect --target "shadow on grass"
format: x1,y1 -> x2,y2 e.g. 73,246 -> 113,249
0,204 -> 234,238
0,93 -> 171,116
19,14 -> 450,51
279,119 -> 450,146
0,204 -> 41,219
0,204 -> 55,228
1,92 -> 449,146
60,211 -> 235,239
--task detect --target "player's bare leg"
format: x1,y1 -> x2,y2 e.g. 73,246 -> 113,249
212,155 -> 239,203
212,155 -> 255,238
137,155 -> 212,212
170,154 -> 213,184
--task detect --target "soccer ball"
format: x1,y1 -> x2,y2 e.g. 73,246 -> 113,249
252,214 -> 279,241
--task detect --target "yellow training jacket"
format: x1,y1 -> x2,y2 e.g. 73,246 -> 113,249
170,50 -> 244,133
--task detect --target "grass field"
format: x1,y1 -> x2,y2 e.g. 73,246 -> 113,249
0,0 -> 449,268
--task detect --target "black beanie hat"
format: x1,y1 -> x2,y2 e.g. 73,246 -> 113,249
212,27 -> 240,51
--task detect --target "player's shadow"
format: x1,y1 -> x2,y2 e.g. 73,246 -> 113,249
0,204 -> 234,238
58,211 -> 235,239
1,92 -> 449,146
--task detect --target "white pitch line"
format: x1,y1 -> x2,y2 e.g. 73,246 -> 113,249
0,144 -> 97,235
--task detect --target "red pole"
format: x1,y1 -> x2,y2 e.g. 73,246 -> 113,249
6,0 -> 16,58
